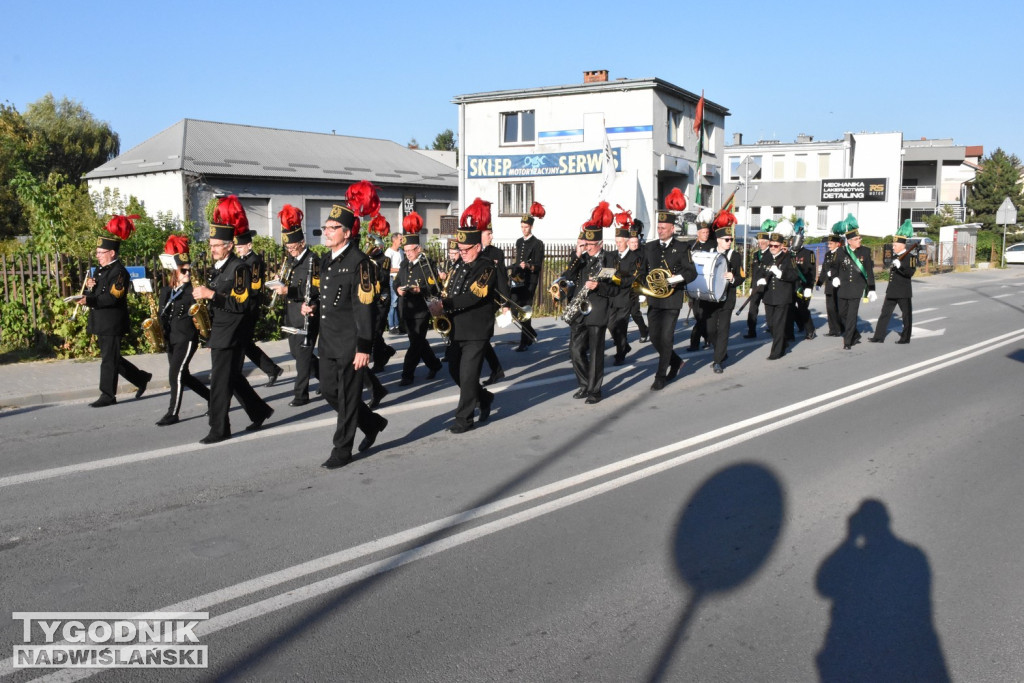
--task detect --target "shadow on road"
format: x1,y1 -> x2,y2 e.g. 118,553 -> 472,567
815,499 -> 949,682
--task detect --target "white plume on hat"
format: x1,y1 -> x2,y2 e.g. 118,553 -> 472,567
696,208 -> 715,225
775,219 -> 794,237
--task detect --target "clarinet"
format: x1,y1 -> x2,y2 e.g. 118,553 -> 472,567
299,254 -> 314,348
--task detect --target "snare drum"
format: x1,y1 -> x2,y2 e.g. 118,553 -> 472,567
685,250 -> 728,302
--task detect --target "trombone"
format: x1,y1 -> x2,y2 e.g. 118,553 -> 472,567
418,253 -> 453,337
494,289 -> 536,343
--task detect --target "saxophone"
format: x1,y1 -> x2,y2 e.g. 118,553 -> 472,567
560,257 -> 600,324
141,293 -> 166,353
189,300 -> 211,342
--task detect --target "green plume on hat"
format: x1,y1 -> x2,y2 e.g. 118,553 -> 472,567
844,213 -> 859,231
831,220 -> 846,235
760,219 -> 778,231
896,218 -> 914,239
794,217 -> 805,234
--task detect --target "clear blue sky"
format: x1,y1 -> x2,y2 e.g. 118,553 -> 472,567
3,0 -> 1021,160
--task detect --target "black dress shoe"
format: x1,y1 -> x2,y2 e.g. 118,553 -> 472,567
667,356 -> 682,381
513,344 -> 528,352
245,407 -> 274,432
685,346 -> 699,353
479,392 -> 494,422
843,345 -> 852,350
266,367 -> 283,387
90,397 -> 117,408
639,335 -> 649,343
449,422 -> 475,434
320,453 -> 352,469
650,377 -> 666,391
767,354 -> 782,360
155,414 -> 179,426
572,388 -> 588,399
368,384 -> 388,409
896,339 -> 910,345
200,433 -> 229,445
289,397 -> 310,407
868,337 -> 883,343
826,332 -> 841,337
613,356 -> 625,366
135,373 -> 152,399
427,365 -> 441,380
585,394 -> 602,404
742,332 -> 757,339
483,369 -> 505,386
398,376 -> 414,387
358,416 -> 388,452
806,332 -> 817,340
713,363 -> 724,374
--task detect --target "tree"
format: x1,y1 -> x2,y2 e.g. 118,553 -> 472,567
431,129 -> 458,154
407,138 -> 419,149
22,94 -> 120,184
0,103 -> 34,237
966,148 -> 1023,231
923,205 -> 960,237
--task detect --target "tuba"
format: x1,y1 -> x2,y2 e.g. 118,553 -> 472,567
141,293 -> 166,353
189,300 -> 211,342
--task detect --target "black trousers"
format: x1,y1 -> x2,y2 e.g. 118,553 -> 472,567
484,341 -> 502,375
165,339 -> 209,416
371,307 -> 394,368
97,334 -> 148,402
448,338 -> 491,429
402,315 -> 441,380
629,296 -> 649,337
689,299 -> 708,349
321,356 -> 379,457
511,286 -> 537,346
873,297 -> 912,342
838,297 -> 863,347
764,304 -> 790,359
647,307 -> 681,378
706,302 -> 734,365
824,289 -> 843,335
244,340 -> 279,376
793,296 -> 815,337
608,304 -> 630,358
570,323 -> 607,397
287,327 -> 319,400
208,345 -> 270,439
746,289 -> 765,335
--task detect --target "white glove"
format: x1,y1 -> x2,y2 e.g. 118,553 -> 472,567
867,291 -> 877,303
638,295 -> 647,303
892,258 -> 901,269
756,278 -> 767,286
831,277 -> 840,288
666,274 -> 683,284
803,288 -> 812,299
769,266 -> 783,278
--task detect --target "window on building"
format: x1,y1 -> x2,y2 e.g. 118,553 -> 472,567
818,153 -> 830,179
795,206 -> 805,221
703,121 -> 715,153
499,181 -> 534,216
668,109 -> 684,146
773,206 -> 783,221
795,155 -> 807,180
729,156 -> 740,180
502,110 -> 535,144
751,155 -> 762,180
818,207 -> 828,230
773,156 -> 785,181
701,184 -> 714,207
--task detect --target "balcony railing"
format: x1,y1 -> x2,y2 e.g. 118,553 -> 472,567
901,185 -> 935,202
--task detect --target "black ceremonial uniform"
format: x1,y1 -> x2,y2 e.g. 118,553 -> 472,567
870,248 -> 915,344
609,247 -> 642,363
510,234 -> 544,348
158,282 -> 209,419
745,248 -> 768,337
479,244 -> 507,381
282,248 -> 321,401
239,250 -> 281,379
394,253 -> 443,383
815,245 -> 844,336
705,248 -> 746,367
318,246 -> 386,461
85,259 -> 150,404
442,256 -> 499,431
687,237 -> 717,351
835,245 -> 876,348
563,250 -> 620,401
204,253 -> 273,441
760,249 -> 799,360
627,245 -> 649,339
790,246 -> 817,339
643,238 -> 698,387
367,248 -> 395,372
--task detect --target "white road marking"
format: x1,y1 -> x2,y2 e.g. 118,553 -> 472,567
8,327 -> 1024,681
914,317 -> 947,326
915,307 -> 937,314
992,293 -> 1014,299
951,300 -> 977,306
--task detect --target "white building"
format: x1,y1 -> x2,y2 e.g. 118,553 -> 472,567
453,70 -> 729,242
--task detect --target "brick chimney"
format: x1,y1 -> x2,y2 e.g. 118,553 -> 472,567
584,69 -> 609,83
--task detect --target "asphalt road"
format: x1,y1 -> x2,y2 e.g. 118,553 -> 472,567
2,268 -> 1024,682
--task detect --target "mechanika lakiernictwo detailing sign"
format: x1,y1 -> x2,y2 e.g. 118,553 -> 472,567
820,178 -> 888,202
467,148 -> 621,179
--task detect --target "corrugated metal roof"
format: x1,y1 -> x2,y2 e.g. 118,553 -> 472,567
86,119 -> 459,187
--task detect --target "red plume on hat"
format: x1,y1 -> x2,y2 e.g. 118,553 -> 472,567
713,211 -> 737,229
213,195 -> 249,231
529,202 -> 546,219
402,211 -> 424,234
614,204 -> 633,229
104,214 -> 139,241
665,188 -> 687,212
369,213 -> 391,237
585,201 -> 613,228
164,235 -> 189,256
346,180 -> 380,218
278,204 -> 304,230
460,198 -> 492,230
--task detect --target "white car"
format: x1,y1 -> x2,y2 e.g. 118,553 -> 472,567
1005,242 -> 1024,265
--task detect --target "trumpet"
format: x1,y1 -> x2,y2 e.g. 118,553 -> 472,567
269,260 -> 294,308
549,276 -> 575,304
188,300 -> 211,342
419,255 -> 452,337
71,262 -> 93,321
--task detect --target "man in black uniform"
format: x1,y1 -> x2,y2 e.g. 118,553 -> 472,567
789,219 -> 818,340
365,215 -> 396,376
479,223 -> 508,385
608,210 -> 641,365
643,211 -> 698,390
815,224 -> 846,336
155,235 -> 209,425
756,229 -> 799,360
192,196 -> 274,444
744,222 -> 774,338
686,217 -> 716,352
74,215 -> 152,407
626,226 -> 649,342
394,212 -> 443,386
870,220 -> 916,344
561,204 -> 621,403
510,204 -> 545,351
429,198 -> 498,433
234,227 -> 284,387
705,212 -> 745,373
832,215 -> 876,350
311,204 -> 387,469
269,205 -> 320,407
